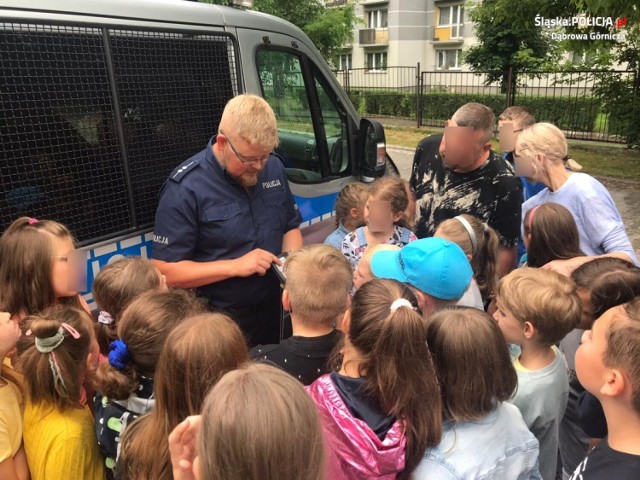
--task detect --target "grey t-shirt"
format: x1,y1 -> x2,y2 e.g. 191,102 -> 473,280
512,347 -> 570,480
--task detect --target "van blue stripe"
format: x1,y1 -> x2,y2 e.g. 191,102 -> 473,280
294,193 -> 338,222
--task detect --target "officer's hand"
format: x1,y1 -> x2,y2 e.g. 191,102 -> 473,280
235,249 -> 279,277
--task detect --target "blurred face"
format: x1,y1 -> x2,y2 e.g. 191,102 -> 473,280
513,139 -> 543,181
218,131 -> 272,188
439,120 -> 491,172
498,121 -> 525,153
575,306 -> 621,397
493,298 -> 525,345
365,199 -> 400,233
0,312 -> 20,356
51,236 -> 86,299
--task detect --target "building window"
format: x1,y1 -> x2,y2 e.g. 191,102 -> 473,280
338,53 -> 352,71
366,52 -> 387,71
438,5 -> 464,37
437,49 -> 461,69
367,9 -> 388,28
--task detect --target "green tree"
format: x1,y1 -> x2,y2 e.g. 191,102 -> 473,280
464,0 -> 574,92
199,0 -> 357,64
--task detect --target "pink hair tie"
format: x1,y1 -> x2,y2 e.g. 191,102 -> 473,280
28,218 -> 38,225
527,205 -> 541,231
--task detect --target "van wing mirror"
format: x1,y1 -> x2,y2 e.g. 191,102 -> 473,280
358,118 -> 387,182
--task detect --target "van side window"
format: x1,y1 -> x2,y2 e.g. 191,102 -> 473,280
256,49 -> 350,182
313,73 -> 349,175
0,23 -> 238,243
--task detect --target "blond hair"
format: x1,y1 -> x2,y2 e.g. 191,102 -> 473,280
496,267 -> 581,346
284,244 -> 352,326
605,298 -> 640,415
198,363 -> 324,480
435,214 -> 499,300
498,106 -> 535,129
219,94 -> 278,149
515,122 -> 584,172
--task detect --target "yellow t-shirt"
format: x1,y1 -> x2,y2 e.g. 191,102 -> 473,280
23,401 -> 106,480
0,380 -> 23,462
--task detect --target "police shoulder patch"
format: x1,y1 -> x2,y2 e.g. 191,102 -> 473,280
169,159 -> 201,183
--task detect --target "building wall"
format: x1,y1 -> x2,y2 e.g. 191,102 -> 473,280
335,0 -> 476,73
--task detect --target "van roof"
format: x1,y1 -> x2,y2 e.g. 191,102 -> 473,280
0,0 -> 307,39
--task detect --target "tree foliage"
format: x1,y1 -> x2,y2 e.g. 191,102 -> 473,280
198,0 -> 357,64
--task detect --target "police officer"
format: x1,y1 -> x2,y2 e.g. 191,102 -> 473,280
151,94 -> 303,347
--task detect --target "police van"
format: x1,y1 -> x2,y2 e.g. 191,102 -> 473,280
0,0 -> 395,305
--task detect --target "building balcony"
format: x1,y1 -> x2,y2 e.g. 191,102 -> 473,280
359,28 -> 389,46
433,25 -> 464,43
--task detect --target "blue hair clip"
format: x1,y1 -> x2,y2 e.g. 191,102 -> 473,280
108,339 -> 130,370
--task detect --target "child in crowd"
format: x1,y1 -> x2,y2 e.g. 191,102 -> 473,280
493,267 -> 582,480
168,363 -> 325,480
93,289 -> 203,475
93,257 -> 166,360
18,306 -> 104,480
521,202 -> 584,268
251,245 -> 351,385
0,311 -> 29,480
324,183 -> 369,249
342,177 -> 417,269
557,258 -> 640,478
0,217 -> 88,321
353,244 -> 400,291
117,313 -> 248,480
570,299 -> 640,479
307,278 -> 442,480
416,307 -> 541,479
371,238 -> 473,318
434,214 -> 499,308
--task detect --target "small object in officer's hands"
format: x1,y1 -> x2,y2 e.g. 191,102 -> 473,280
271,252 -> 288,284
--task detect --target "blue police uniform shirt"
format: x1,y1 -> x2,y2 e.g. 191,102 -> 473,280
152,137 -> 302,307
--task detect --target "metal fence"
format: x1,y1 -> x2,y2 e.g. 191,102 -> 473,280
333,65 -> 639,144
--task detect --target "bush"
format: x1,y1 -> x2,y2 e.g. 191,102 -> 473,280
346,90 -> 601,132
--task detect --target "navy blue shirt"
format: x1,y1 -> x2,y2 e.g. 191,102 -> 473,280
152,137 -> 302,307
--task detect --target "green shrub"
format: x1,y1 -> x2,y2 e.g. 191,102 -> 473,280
345,90 -> 601,132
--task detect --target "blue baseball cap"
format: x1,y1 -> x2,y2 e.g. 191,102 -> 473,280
370,237 -> 473,301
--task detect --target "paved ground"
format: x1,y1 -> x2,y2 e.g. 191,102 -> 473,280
388,146 -> 640,258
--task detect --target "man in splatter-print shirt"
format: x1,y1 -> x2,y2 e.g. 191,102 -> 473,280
410,102 -> 522,276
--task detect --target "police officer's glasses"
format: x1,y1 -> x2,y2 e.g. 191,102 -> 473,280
220,130 -> 272,165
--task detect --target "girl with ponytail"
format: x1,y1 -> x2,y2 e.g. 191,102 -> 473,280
93,289 -> 203,477
306,278 -> 442,480
435,214 -> 499,306
17,306 -> 104,480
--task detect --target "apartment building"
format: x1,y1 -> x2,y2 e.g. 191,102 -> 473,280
326,0 -> 477,72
